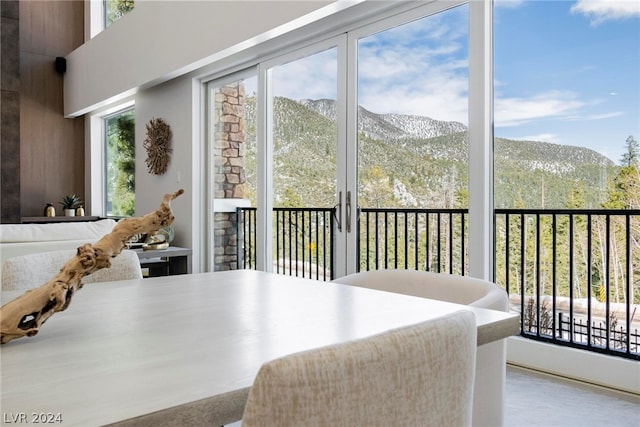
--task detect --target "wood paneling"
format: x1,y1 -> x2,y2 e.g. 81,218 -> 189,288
16,0 -> 85,219
1,1 -> 20,222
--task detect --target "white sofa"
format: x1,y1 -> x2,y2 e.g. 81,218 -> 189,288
0,219 -> 117,282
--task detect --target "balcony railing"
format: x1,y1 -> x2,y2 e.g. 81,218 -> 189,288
237,206 -> 639,360
495,209 -> 639,360
238,207 -> 335,281
358,208 -> 468,275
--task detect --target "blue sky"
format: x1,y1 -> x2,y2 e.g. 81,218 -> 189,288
259,0 -> 639,164
494,0 -> 640,163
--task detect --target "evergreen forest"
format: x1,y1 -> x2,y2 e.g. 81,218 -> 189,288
241,96 -> 639,310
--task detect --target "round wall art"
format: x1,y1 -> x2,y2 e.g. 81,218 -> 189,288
143,117 -> 173,175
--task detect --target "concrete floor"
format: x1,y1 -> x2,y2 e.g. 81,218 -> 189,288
504,365 -> 639,427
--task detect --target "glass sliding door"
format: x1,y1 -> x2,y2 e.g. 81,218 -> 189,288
209,3 -> 473,279
207,70 -> 257,272
353,4 -> 470,275
263,42 -> 340,279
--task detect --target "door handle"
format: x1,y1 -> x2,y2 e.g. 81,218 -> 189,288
333,191 -> 342,232
346,191 -> 352,233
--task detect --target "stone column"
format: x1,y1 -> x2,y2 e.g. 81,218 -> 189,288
213,82 -> 246,271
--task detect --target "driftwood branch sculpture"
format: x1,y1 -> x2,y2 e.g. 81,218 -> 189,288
0,189 -> 184,344
143,117 -> 172,175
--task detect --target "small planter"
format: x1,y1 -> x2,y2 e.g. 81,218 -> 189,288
59,194 -> 83,218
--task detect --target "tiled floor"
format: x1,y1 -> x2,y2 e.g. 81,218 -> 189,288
504,365 -> 639,427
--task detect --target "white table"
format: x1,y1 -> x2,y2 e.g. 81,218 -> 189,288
0,270 -> 519,426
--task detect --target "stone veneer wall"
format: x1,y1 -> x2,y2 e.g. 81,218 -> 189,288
213,82 -> 246,271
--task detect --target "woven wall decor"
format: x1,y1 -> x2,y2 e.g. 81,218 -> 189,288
143,117 -> 173,175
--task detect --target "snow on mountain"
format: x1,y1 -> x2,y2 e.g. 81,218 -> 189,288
298,99 -> 466,141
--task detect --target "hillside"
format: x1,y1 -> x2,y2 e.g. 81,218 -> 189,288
299,98 -> 467,140
244,96 -> 617,209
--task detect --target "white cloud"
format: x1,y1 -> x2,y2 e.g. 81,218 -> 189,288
262,4 -> 472,123
518,133 -> 562,143
360,80 -> 469,124
495,91 -> 585,127
571,0 -> 640,25
495,92 -> 622,128
355,12 -> 469,123
271,49 -> 338,100
357,50 -> 470,123
587,111 -> 624,120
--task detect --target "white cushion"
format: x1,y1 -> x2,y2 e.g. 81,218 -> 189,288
2,249 -> 142,291
0,219 -> 116,243
0,220 -> 118,282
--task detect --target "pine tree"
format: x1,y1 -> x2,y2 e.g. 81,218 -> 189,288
604,135 -> 640,209
621,135 -> 639,168
599,136 -> 640,304
113,114 -> 135,216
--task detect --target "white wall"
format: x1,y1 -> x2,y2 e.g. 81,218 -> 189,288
508,337 -> 640,395
65,0 -> 332,117
135,77 -> 202,272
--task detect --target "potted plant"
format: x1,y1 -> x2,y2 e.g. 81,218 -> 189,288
60,194 -> 82,217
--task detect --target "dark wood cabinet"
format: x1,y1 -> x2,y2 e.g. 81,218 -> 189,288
133,246 -> 192,277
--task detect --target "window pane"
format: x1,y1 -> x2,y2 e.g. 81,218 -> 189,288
105,109 -> 135,216
267,48 -> 338,279
356,6 -> 469,274
213,80 -> 255,202
494,0 -> 639,209
105,0 -> 134,27
493,0 -> 640,350
269,47 -> 338,208
357,5 -> 469,210
211,77 -> 256,271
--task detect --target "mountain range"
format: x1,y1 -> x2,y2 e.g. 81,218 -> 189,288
243,96 -> 617,209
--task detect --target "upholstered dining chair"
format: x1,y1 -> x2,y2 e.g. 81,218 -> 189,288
332,269 -> 509,427
2,249 -> 142,291
241,310 -> 477,427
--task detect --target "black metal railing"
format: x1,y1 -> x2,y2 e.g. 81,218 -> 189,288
237,206 -> 639,360
237,207 -> 257,270
495,209 -> 639,360
357,208 -> 468,275
237,207 -> 335,280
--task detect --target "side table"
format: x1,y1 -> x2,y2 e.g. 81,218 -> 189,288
133,246 -> 192,277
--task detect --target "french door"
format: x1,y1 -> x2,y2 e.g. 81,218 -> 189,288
259,37 -> 348,277
207,1 -> 477,279
350,4 -> 470,276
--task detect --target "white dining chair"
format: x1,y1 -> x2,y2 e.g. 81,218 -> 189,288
2,249 -> 143,291
333,269 -> 510,427
241,310 -> 477,427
